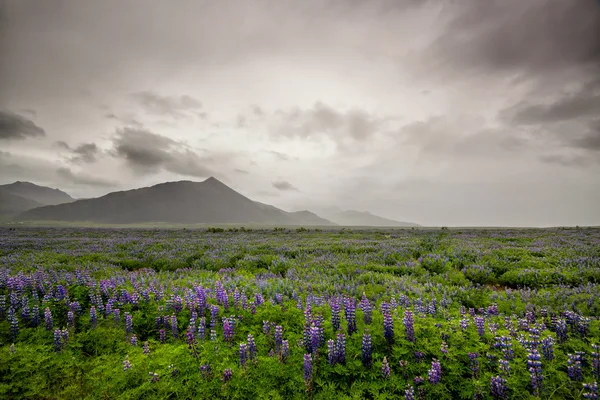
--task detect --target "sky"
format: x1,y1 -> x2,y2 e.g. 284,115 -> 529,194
1,0 -> 599,227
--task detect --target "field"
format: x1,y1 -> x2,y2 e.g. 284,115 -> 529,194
1,227 -> 599,399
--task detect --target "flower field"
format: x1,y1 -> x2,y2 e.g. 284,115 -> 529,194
1,226 -> 599,399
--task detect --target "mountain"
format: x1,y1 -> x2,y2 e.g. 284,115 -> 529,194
325,210 -> 419,227
0,191 -> 44,217
17,177 -> 335,225
0,181 -> 74,206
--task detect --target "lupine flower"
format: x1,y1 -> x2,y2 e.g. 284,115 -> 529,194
149,372 -> 159,383
130,334 -> 137,346
67,311 -> 75,328
362,332 -> 372,368
499,359 -> 510,375
239,343 -> 248,367
247,334 -> 257,360
382,357 -> 391,378
9,309 -> 18,341
344,299 -> 357,336
490,375 -> 508,399
583,382 -> 598,400
468,352 -> 479,377
123,355 -> 132,371
592,344 -> 599,379
383,308 -> 394,345
494,336 -> 514,361
336,333 -> 346,365
527,349 -> 543,394
275,325 -> 283,353
113,308 -> 120,324
54,329 -> 63,352
222,368 -> 233,382
541,336 -> 554,360
327,339 -> 336,365
415,351 -> 425,363
555,318 -> 568,343
210,329 -> 217,342
159,329 -> 166,344
90,306 -> 97,328
359,293 -> 372,325
428,359 -> 442,384
331,299 -> 341,332
414,376 -> 424,385
568,353 -> 584,381
263,320 -> 271,335
404,385 -> 415,400
170,314 -> 178,339
200,364 -> 211,378
441,341 -> 448,355
403,310 -> 414,342
304,354 -> 313,384
143,341 -> 150,355
281,340 -> 289,360
44,307 -> 53,331
223,318 -> 234,343
475,316 -> 485,338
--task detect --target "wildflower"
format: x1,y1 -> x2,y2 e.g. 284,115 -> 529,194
247,334 -> 257,360
200,364 -> 211,378
382,357 -> 391,378
527,349 -> 543,394
304,353 -> 313,384
44,307 -> 53,331
428,359 -> 442,384
143,341 -> 150,355
274,325 -> 283,353
468,352 -> 479,377
331,299 -> 341,332
362,332 -> 372,368
197,317 -> 206,341
404,385 -> 415,400
310,324 -> 320,354
130,334 -> 137,346
170,314 -> 178,339
568,353 -> 584,381
403,310 -> 414,342
123,355 -> 132,371
440,341 -> 448,355
592,344 -> 599,379
554,318 -> 568,343
90,306 -> 97,328
583,382 -> 598,400
281,340 -> 289,360
490,375 -> 508,399
223,318 -> 234,343
344,299 -> 357,336
54,329 -> 63,352
159,329 -> 166,344
383,308 -> 394,345
113,308 -> 120,324
541,336 -> 554,360
327,340 -> 336,365
499,359 -> 510,375
149,372 -> 159,383
239,343 -> 247,367
359,293 -> 372,325
67,311 -> 75,328
475,316 -> 485,338
336,333 -> 346,365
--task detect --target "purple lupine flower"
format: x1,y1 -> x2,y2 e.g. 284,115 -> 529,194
130,334 -> 137,346
223,368 -> 233,382
67,311 -> 75,328
344,299 -> 357,336
428,359 -> 442,384
327,339 -> 336,365
336,333 -> 346,365
475,316 -> 485,338
404,385 -> 415,400
170,314 -> 178,339
275,325 -> 283,354
223,318 -> 234,343
247,334 -> 257,360
499,359 -> 510,375
197,317 -> 206,341
415,351 -> 425,363
494,336 -> 514,360
159,329 -> 166,344
123,355 -> 132,371
9,309 -> 18,341
211,305 -> 219,328
124,312 -> 133,336
403,310 -> 414,342
362,332 -> 372,368
61,329 -> 68,346
310,324 -> 320,354
382,357 -> 391,379
304,354 -> 313,384
200,364 -> 211,378
331,299 -> 341,332
281,339 -> 289,360
592,344 -> 599,379
490,375 -> 507,399
53,329 -> 63,352
44,307 -> 53,331
186,326 -> 197,356
583,382 -> 598,400
414,376 -> 424,385
469,352 -> 479,377
383,308 -> 394,345
239,343 -> 248,367
359,293 -> 372,325
113,308 -> 120,324
210,329 -> 217,341
555,318 -> 568,343
541,336 -> 554,360
441,341 -> 448,355
143,341 -> 150,355
460,317 -> 470,330
263,320 -> 271,335
527,349 -> 543,394
568,353 -> 583,381
90,306 -> 97,328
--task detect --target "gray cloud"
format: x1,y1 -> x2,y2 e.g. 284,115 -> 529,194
0,110 -> 45,140
132,91 -> 203,119
429,0 -> 600,78
55,141 -> 99,164
111,127 -> 216,178
272,180 -> 299,191
56,167 -> 115,187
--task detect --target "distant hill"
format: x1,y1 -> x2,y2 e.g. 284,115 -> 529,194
0,181 -> 74,206
17,177 -> 335,225
325,210 -> 419,227
254,202 -> 335,226
0,191 -> 44,217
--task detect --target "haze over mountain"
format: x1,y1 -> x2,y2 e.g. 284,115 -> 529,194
0,181 -> 74,205
325,210 -> 419,227
0,190 -> 44,217
17,177 -> 342,225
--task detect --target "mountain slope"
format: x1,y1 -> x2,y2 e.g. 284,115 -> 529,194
326,210 -> 419,227
0,190 -> 44,217
17,177 -> 332,225
0,181 -> 74,205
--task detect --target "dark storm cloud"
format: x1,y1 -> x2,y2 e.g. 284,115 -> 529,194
56,167 -> 115,187
430,0 -> 600,76
111,127 -> 216,178
55,141 -> 99,164
0,110 -> 45,140
132,91 -> 203,118
272,180 -> 299,191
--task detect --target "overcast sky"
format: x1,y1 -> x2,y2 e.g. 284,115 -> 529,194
1,0 -> 599,226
